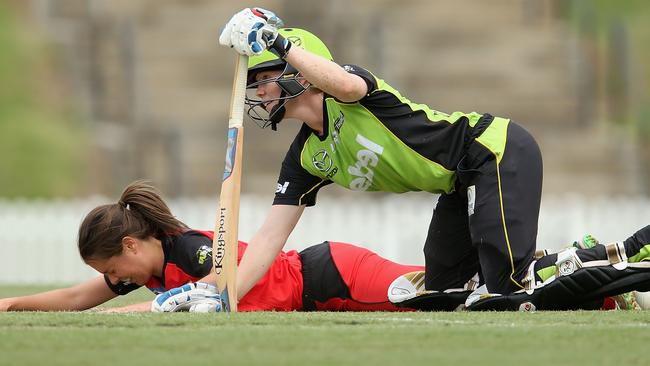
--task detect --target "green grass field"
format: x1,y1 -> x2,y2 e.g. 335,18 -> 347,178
1,286 -> 649,366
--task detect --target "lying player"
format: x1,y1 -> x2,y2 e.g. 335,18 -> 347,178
0,180 -> 426,313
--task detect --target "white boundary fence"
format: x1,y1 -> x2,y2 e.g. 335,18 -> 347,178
0,194 -> 649,284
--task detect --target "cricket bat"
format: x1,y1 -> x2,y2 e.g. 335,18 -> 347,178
213,54 -> 248,312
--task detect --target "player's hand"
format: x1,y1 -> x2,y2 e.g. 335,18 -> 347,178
188,298 -> 223,313
219,8 -> 284,56
151,282 -> 222,312
0,298 -> 12,311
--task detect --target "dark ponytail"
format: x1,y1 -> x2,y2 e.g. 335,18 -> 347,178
78,180 -> 189,261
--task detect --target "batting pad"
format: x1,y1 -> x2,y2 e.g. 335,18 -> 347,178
466,264 -> 650,311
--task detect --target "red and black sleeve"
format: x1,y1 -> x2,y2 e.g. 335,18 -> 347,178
167,231 -> 214,278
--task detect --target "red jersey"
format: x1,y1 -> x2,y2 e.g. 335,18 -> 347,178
104,231 -> 423,312
105,230 -> 304,311
196,230 -> 304,311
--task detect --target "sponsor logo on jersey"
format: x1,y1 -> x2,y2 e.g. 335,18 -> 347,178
348,134 -> 384,191
276,181 -> 289,194
326,167 -> 338,179
312,149 -> 333,172
196,245 -> 212,265
330,112 -> 345,151
334,111 -> 345,133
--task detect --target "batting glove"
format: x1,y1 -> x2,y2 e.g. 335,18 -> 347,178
219,8 -> 284,56
151,282 -> 222,312
188,298 -> 223,313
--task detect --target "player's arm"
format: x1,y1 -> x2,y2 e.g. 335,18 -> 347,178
283,45 -> 368,102
196,200 -> 309,305
236,204 -> 305,299
0,276 -> 117,312
100,301 -> 152,313
198,204 -> 305,298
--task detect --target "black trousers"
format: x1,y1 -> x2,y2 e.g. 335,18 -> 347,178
424,122 -> 543,294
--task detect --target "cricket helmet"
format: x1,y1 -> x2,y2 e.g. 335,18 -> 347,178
246,28 -> 333,130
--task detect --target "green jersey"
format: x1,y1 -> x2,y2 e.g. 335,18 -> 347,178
273,64 -> 510,206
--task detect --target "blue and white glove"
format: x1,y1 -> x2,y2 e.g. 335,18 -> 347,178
188,299 -> 223,313
151,282 -> 222,313
219,8 -> 284,56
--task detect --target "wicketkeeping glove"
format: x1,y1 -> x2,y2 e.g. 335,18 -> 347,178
151,282 -> 222,312
219,8 -> 284,56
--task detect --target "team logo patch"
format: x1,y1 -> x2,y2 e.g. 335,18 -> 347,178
558,260 -> 576,276
312,149 -> 333,172
196,245 -> 212,265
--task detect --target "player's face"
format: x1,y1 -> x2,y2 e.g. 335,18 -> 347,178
86,241 -> 153,286
254,70 -> 283,112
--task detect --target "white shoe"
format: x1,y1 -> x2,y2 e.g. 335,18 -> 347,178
464,284 -> 502,308
388,271 -> 435,304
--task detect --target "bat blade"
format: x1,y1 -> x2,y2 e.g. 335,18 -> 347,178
213,54 -> 248,313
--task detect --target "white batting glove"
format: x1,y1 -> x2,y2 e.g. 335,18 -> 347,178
189,299 -> 223,313
219,8 -> 284,56
151,282 -> 222,312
